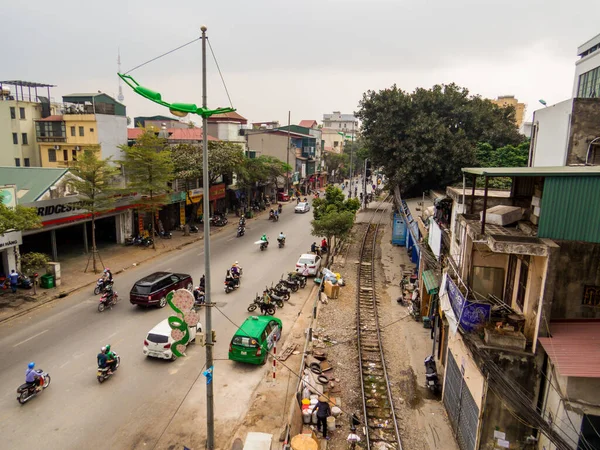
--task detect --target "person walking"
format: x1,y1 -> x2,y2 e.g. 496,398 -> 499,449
315,395 -> 332,439
9,269 -> 19,293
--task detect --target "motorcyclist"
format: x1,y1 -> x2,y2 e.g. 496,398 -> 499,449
239,216 -> 246,226
277,232 -> 286,244
25,362 -> 42,391
231,263 -> 241,286
105,344 -> 117,372
311,242 -> 320,256
321,238 -> 328,253
97,347 -> 112,374
261,234 -> 269,247
225,270 -> 238,288
277,203 -> 282,214
273,209 -> 279,221
269,209 -> 275,220
103,283 -> 115,305
199,274 -> 205,292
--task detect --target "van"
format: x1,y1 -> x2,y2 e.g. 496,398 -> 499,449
143,317 -> 202,361
130,272 -> 193,308
228,316 -> 282,365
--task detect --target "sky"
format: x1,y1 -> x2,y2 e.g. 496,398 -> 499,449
3,0 -> 600,126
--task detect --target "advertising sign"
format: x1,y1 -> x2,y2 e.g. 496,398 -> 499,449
446,277 -> 491,332
0,230 -> 22,250
0,185 -> 17,208
209,183 -> 226,201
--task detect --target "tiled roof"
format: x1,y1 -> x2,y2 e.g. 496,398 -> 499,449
207,111 -> 247,124
539,321 -> 600,377
37,115 -> 64,122
0,167 -> 69,203
299,120 -> 318,128
127,128 -> 218,141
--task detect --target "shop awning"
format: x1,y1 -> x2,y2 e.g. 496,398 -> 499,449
423,270 -> 439,295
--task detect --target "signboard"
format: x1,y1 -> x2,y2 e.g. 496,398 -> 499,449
428,220 -> 442,258
0,230 -> 22,250
0,185 -> 17,208
446,277 -> 491,332
209,183 -> 226,201
186,188 -> 203,205
180,203 -> 186,227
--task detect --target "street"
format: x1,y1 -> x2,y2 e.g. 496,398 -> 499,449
0,202 -> 317,449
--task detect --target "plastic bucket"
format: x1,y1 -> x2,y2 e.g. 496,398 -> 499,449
302,411 -> 312,424
312,411 -> 318,424
302,399 -> 310,410
327,416 -> 336,431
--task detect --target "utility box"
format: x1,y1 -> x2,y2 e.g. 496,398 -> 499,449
47,262 -> 61,287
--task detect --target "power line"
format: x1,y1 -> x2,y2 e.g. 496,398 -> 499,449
124,37 -> 201,75
206,38 -> 233,109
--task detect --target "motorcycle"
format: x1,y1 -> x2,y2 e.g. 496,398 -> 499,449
255,240 -> 269,251
98,287 -> 119,312
17,272 -> 33,289
16,370 -> 51,404
424,355 -> 441,395
288,272 -> 308,288
277,277 -> 299,293
271,284 -> 291,299
97,353 -> 121,383
141,236 -> 153,247
247,294 -> 276,315
155,229 -> 172,239
211,215 -> 228,227
94,278 -> 112,295
237,225 -> 245,237
193,287 -> 205,307
277,237 -> 285,248
269,210 -> 279,222
124,235 -> 139,246
266,288 -> 285,308
224,276 -> 241,294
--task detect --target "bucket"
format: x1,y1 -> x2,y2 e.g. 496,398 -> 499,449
302,398 -> 310,410
302,411 -> 312,424
327,416 -> 336,431
312,411 -> 318,424
331,406 -> 342,417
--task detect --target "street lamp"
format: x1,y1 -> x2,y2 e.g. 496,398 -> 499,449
119,25 -> 234,450
539,99 -> 547,107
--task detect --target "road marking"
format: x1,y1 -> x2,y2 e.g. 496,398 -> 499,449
102,332 -> 118,342
60,360 -> 70,369
226,237 -> 236,242
13,329 -> 48,347
164,267 -> 172,272
197,252 -> 204,256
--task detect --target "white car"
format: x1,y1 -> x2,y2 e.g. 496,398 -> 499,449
295,202 -> 310,213
143,317 -> 202,361
295,253 -> 322,276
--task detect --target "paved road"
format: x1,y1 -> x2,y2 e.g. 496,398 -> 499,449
0,202 -> 318,449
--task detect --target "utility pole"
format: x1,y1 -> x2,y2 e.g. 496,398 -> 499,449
286,111 -> 291,195
349,120 -> 355,195
201,25 -> 215,450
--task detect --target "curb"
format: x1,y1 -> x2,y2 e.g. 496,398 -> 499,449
0,205 -> 282,325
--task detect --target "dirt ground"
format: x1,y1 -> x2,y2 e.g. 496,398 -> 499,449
229,201 -> 458,450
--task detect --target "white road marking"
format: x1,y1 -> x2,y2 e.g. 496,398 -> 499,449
102,332 -> 118,342
60,360 -> 70,369
197,252 -> 204,256
13,329 -> 48,347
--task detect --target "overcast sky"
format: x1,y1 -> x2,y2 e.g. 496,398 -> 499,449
3,0 -> 599,126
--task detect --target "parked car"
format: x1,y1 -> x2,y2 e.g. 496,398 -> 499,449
294,202 -> 310,213
143,317 -> 202,361
277,191 -> 289,202
228,316 -> 282,365
295,253 -> 322,276
130,272 -> 193,308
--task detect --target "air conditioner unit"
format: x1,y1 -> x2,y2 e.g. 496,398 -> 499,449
53,145 -> 60,150
74,146 -> 81,151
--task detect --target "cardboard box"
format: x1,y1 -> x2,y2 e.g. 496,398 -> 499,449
323,281 -> 340,299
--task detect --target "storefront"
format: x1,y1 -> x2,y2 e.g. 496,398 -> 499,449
185,184 -> 227,221
0,231 -> 22,276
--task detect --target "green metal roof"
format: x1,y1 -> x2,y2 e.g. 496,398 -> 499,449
234,316 -> 282,338
422,270 -> 440,295
462,166 -> 600,177
538,176 -> 600,243
0,167 -> 69,203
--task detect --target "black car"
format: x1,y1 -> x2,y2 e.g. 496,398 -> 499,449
130,272 -> 193,308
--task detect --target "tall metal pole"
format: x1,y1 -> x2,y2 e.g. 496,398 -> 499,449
286,111 -> 291,195
349,120 -> 355,195
201,25 -> 215,450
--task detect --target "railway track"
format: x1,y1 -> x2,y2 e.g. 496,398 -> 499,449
356,196 -> 403,450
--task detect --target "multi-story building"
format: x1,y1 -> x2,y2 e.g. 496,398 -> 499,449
207,111 -> 248,148
321,112 -> 358,154
573,32 -> 600,99
491,95 -> 525,128
36,93 -> 127,167
133,115 -> 188,129
322,111 -> 358,133
0,80 -> 59,167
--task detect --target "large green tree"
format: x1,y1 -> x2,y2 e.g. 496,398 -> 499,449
119,131 -> 175,249
311,185 -> 360,252
357,83 -> 524,196
0,195 -> 41,235
68,149 -> 120,272
323,152 -> 349,181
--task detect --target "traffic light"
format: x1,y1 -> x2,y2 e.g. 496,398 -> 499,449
365,159 -> 372,178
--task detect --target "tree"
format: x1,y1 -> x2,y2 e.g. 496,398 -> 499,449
20,252 -> 50,276
311,186 -> 360,252
119,131 -> 175,249
236,155 -> 291,207
475,141 -> 530,189
323,152 -> 350,181
257,155 -> 293,191
0,195 -> 41,235
357,83 -> 525,196
68,149 -> 120,272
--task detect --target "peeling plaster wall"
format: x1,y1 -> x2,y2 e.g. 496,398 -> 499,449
566,99 -> 600,165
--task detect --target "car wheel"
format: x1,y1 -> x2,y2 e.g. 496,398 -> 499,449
170,353 -> 178,361
186,282 -> 193,292
158,297 -> 167,308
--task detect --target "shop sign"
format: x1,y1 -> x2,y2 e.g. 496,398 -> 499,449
209,184 -> 226,201
0,185 -> 17,208
446,277 -> 490,332
186,188 -> 203,205
180,203 -> 186,227
0,230 -> 22,250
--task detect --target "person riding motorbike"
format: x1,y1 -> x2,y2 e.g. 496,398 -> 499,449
239,216 -> 246,226
311,242 -> 321,256
102,283 -> 116,306
105,344 -> 117,371
277,203 -> 282,214
261,234 -> 269,246
225,270 -> 239,288
269,209 -> 275,220
321,238 -> 328,254
273,209 -> 279,220
103,268 -> 113,283
97,347 -> 112,375
25,362 -> 42,391
277,232 -> 286,244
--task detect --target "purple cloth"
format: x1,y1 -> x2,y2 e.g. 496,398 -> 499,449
25,368 -> 38,383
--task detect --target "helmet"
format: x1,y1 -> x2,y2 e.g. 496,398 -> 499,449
101,346 -> 107,353
105,344 -> 111,352
28,362 -> 35,369
234,261 -> 239,266
104,268 -> 110,273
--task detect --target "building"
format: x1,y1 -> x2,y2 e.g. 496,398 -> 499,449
279,121 -> 327,189
573,32 -> 600,99
207,111 -> 248,147
37,93 -> 127,167
322,111 -> 358,134
401,166 -> 600,450
0,80 -> 59,167
133,115 -> 188,129
491,95 -> 525,128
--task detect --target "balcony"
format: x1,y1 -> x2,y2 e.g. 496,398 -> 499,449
36,120 -> 66,143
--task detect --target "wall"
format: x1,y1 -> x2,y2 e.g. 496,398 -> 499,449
522,255 -> 546,344
321,128 -> 344,153
446,332 -> 486,410
247,132 -> 293,166
551,241 -> 600,319
63,114 -> 98,146
566,98 -> 600,165
0,101 -> 46,167
96,114 -> 127,160
530,99 -> 573,167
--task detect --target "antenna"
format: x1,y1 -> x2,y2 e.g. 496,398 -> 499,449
117,48 -> 124,102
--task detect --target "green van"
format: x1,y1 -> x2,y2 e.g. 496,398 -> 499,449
228,316 -> 283,365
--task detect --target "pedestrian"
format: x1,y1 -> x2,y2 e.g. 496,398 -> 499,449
315,395 -> 331,439
9,269 -> 19,293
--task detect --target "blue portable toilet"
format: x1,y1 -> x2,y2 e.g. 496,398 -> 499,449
392,212 -> 407,246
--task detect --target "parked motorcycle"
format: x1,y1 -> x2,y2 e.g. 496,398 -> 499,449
17,272 -> 33,289
271,284 -> 291,299
247,294 -> 276,315
97,353 -> 121,383
266,288 -> 285,308
98,286 -> 119,312
277,277 -> 300,293
288,272 -> 308,288
424,355 -> 441,395
16,370 -> 51,404
155,229 -> 172,239
237,225 -> 245,237
211,216 -> 228,227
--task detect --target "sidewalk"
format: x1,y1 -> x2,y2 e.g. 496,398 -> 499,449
0,207 -> 275,324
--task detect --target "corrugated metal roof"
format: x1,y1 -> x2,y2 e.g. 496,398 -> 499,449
0,167 -> 69,203
462,166 -> 600,177
538,176 -> 600,243
539,321 -> 600,377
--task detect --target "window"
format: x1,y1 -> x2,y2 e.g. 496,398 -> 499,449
12,133 -> 18,144
334,141 -> 339,147
15,158 -> 21,167
577,66 -> 600,98
21,133 -> 28,145
10,107 -> 16,119
63,149 -> 68,161
338,123 -> 342,128
19,107 -> 25,119
583,285 -> 600,307
90,128 -> 94,132
72,149 -> 78,160
515,255 -> 530,311
48,149 -> 56,162
24,158 -> 30,167
79,126 -> 84,137
70,126 -> 76,137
